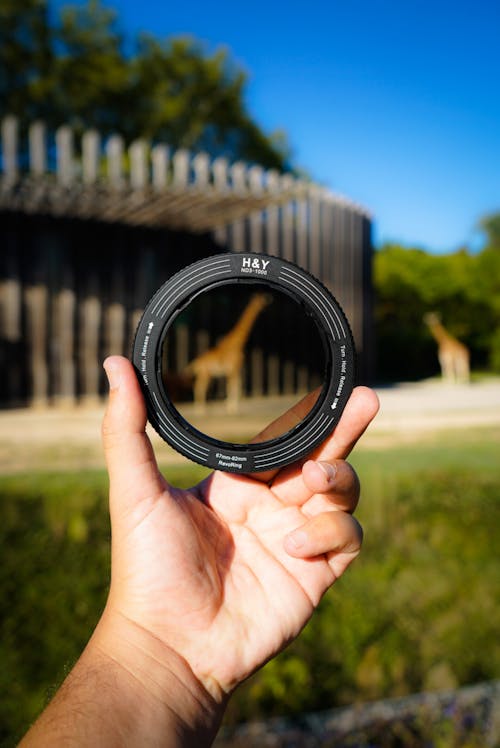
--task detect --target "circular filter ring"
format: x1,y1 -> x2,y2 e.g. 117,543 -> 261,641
132,252 -> 355,474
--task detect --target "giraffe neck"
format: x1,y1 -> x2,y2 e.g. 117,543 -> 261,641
428,322 -> 455,345
223,299 -> 266,348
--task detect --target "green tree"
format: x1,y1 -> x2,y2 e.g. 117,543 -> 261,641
0,0 -> 290,169
374,242 -> 496,382
474,212 -> 500,370
48,0 -> 128,132
479,212 -> 500,251
0,0 -> 53,122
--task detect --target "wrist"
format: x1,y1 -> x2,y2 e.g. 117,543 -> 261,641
90,606 -> 227,746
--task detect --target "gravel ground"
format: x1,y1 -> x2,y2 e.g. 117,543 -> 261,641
0,378 -> 499,474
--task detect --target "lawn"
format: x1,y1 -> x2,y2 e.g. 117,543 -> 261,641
1,426 -> 498,746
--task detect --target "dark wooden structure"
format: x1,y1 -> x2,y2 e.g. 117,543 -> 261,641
0,115 -> 373,407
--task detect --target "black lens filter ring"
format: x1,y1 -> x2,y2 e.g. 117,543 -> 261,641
132,252 -> 355,474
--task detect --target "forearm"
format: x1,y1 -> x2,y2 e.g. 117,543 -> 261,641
20,610 -> 226,748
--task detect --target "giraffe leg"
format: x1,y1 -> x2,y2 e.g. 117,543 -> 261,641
456,355 -> 470,384
439,352 -> 454,383
193,373 -> 210,414
226,372 -> 242,414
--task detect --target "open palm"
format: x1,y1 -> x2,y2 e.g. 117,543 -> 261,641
102,356 -> 379,697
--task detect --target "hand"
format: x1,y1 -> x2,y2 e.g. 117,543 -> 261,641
99,357 -> 378,699
20,355 -> 378,747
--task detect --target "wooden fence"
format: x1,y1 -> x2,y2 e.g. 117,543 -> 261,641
0,115 -> 373,408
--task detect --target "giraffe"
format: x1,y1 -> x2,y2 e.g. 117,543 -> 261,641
184,293 -> 272,413
423,312 -> 470,384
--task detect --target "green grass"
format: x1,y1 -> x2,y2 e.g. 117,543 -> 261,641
351,425 -> 500,478
1,427 -> 499,745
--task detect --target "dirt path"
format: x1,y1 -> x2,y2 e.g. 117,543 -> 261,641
0,379 -> 499,474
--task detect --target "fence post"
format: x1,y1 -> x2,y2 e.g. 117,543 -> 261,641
265,170 -> 280,256
130,139 -> 149,189
104,262 -> 126,359
248,165 -> 264,253
107,134 -> 124,188
56,125 -> 74,186
172,148 -> 190,188
80,274 -> 102,406
53,268 -> 76,407
212,157 -> 229,246
24,284 -> 49,408
1,115 -> 19,182
250,348 -> 264,397
308,184 -> 321,277
296,190 -> 308,268
281,174 -> 295,262
82,129 -> 100,184
230,161 -> 247,252
29,121 -> 47,176
152,144 -> 169,190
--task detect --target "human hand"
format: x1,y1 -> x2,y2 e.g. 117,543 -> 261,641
98,356 -> 378,703
20,355 -> 378,748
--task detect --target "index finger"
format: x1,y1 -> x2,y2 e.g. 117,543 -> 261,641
250,387 -> 321,444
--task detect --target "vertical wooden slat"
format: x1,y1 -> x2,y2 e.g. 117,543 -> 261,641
107,134 -> 124,188
265,170 -> 280,256
80,274 -> 102,405
29,121 -> 47,176
105,298 -> 126,357
251,348 -> 264,397
104,261 -> 126,359
53,269 -> 76,407
25,284 -> 49,408
347,206 -> 356,328
332,200 -> 345,303
321,196 -> 334,290
212,157 -> 229,246
281,175 -> 295,262
129,249 -> 154,355
172,149 -> 190,188
267,354 -> 280,396
0,231 -> 23,405
152,144 -> 169,189
82,129 -> 100,184
130,139 -> 149,189
0,252 -> 22,342
1,115 -> 19,181
296,196 -> 308,268
230,161 -> 247,252
248,166 -> 264,253
308,185 -> 321,277
56,125 -> 74,186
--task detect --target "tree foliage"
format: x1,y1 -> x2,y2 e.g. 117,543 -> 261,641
0,0 -> 291,169
374,215 -> 500,380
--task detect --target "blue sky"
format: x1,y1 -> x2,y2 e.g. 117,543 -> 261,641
53,0 -> 500,252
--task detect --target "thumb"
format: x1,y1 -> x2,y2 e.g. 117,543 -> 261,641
102,356 -> 167,514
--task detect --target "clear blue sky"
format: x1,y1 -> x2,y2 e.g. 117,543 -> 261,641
53,0 -> 500,252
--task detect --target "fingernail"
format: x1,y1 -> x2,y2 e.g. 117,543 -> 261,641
103,359 -> 121,391
317,461 -> 337,484
286,529 -> 307,550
